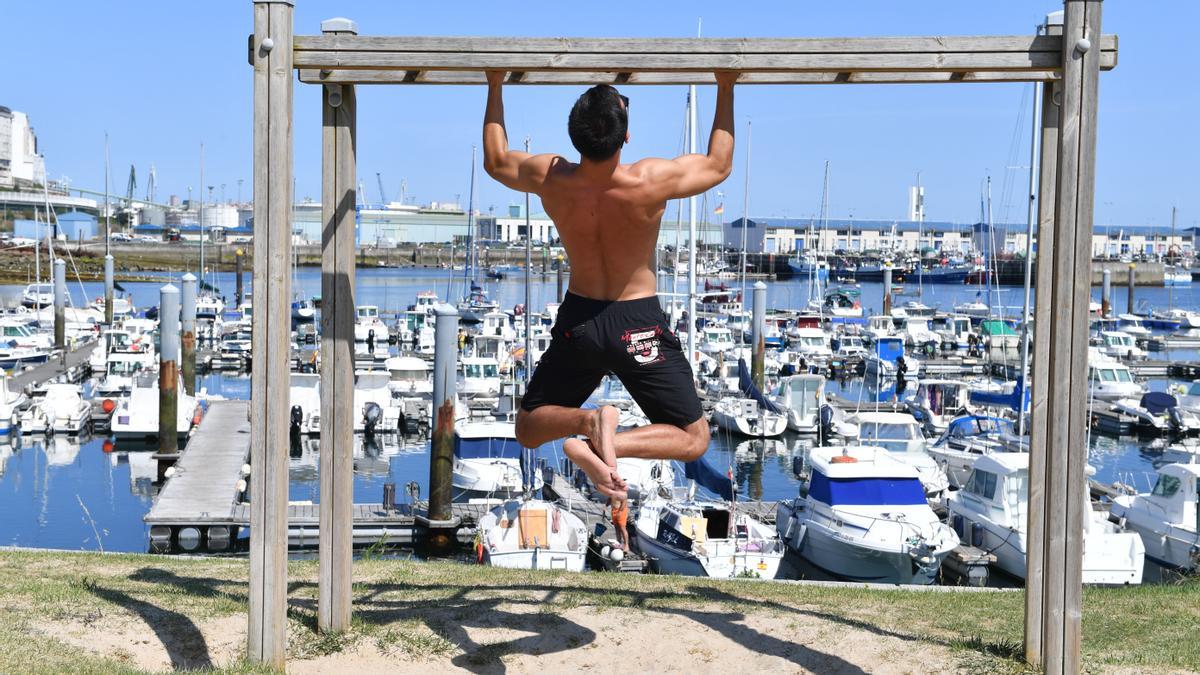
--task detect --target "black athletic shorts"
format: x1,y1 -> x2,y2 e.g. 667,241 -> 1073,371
521,292 -> 703,428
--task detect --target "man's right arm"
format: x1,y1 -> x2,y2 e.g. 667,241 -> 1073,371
640,72 -> 737,201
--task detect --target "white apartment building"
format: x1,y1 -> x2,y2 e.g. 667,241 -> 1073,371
0,107 -> 46,188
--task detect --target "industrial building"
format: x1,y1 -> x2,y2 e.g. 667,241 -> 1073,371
0,106 -> 46,188
12,211 -> 97,241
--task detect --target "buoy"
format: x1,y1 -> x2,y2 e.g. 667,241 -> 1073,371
600,545 -> 612,559
102,440 -> 115,454
193,410 -> 202,426
101,398 -> 116,414
610,548 -> 625,562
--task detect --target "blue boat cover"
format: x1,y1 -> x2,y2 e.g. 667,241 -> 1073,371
684,457 -> 735,500
968,375 -> 1030,411
808,472 -> 927,506
1141,391 -> 1178,415
737,358 -> 783,414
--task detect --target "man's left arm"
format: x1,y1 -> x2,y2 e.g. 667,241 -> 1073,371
482,71 -> 556,194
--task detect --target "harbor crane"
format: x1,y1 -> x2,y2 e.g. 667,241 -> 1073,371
376,172 -> 387,205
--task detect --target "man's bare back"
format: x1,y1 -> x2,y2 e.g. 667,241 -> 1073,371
482,71 -> 736,502
484,71 -> 736,302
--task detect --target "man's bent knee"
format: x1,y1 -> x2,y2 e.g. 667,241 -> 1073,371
681,418 -> 710,462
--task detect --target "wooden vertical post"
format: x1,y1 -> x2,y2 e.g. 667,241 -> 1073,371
248,0 -> 293,666
1027,2 -> 1103,672
1024,74 -> 1059,667
318,16 -> 358,636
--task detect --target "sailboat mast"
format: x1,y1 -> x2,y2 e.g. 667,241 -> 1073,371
986,175 -> 995,313
687,84 -> 699,380
1169,205 -> 1177,312
104,133 -> 110,257
1017,83 -> 1043,437
916,171 -> 924,301
199,143 -> 205,286
467,144 -> 477,284
739,120 -> 752,316
523,137 -> 533,388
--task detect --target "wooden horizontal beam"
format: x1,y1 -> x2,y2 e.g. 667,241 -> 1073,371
290,34 -> 1116,86
299,68 -> 1068,86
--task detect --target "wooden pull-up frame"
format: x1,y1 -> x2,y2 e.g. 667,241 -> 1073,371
249,2 -> 1111,672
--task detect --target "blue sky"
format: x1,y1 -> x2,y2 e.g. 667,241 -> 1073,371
2,2 -> 1195,229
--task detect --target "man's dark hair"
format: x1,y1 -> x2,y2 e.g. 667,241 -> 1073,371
568,85 -> 628,162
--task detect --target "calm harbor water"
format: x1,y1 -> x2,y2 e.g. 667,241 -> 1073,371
0,266 -> 1197,568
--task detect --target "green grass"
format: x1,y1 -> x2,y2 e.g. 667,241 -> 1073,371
0,549 -> 1196,673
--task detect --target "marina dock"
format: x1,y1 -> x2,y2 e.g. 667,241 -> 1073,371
10,340 -> 96,391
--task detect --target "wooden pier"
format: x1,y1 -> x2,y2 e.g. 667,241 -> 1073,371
9,340 -> 96,391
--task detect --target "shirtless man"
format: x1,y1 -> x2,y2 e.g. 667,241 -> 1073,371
483,70 -> 736,500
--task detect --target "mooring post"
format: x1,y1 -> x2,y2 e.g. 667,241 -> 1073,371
103,254 -> 115,325
556,255 -> 565,302
180,273 -> 197,396
158,284 -> 180,456
52,259 -> 66,354
428,304 -> 459,542
882,263 -> 893,316
751,281 -> 766,389
248,0 -> 294,666
317,15 -> 358,636
1101,267 -> 1111,317
1126,262 -> 1136,314
235,248 -> 245,308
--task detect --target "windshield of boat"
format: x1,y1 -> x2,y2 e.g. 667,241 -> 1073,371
1189,382 -> 1200,396
1151,473 -> 1181,498
949,417 -> 1012,438
1,325 -> 32,337
358,307 -> 378,319
30,284 -> 52,294
465,363 -> 499,378
808,472 -> 927,506
800,336 -> 825,347
860,422 -> 920,441
108,360 -> 143,376
393,369 -> 426,381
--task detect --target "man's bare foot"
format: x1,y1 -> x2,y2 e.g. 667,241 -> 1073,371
564,438 -> 627,500
586,406 -> 623,487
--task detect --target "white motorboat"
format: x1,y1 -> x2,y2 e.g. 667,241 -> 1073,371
353,371 -> 404,435
0,376 -> 27,436
946,453 -> 1144,585
90,295 -> 136,319
452,420 -> 542,499
385,355 -> 432,396
1157,308 -> 1200,329
832,332 -> 869,359
20,383 -> 92,435
699,325 -> 736,355
776,445 -> 959,584
0,344 -> 50,370
634,491 -> 785,578
459,357 -> 501,399
613,457 -> 676,501
711,397 -> 787,438
21,283 -> 54,308
477,499 -> 589,572
1109,392 -> 1200,436
354,305 -> 388,344
110,375 -> 200,442
195,294 -> 225,321
1110,462 -> 1200,571
848,411 -> 950,498
769,374 -> 825,433
928,415 -> 1026,490
790,327 -> 832,362
1116,314 -> 1152,337
1099,330 -> 1144,360
288,373 -> 321,436
95,351 -> 155,398
1088,355 -> 1144,401
1175,381 -> 1200,414
0,316 -> 53,350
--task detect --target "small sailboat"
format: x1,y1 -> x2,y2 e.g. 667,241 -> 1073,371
634,489 -> 785,578
477,499 -> 589,572
776,445 -> 958,584
710,358 -> 787,438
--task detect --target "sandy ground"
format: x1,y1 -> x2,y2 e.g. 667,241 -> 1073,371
38,595 -> 959,674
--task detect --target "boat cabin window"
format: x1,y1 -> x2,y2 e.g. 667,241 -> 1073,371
700,508 -> 731,539
1151,473 -> 1181,499
108,360 -> 143,376
2,325 -> 31,337
965,469 -> 999,500
808,472 -> 927,506
394,368 -> 426,381
357,307 -> 378,319
465,363 -> 499,378
800,336 -> 825,347
860,422 -> 920,441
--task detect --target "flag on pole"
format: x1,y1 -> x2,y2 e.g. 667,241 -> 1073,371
713,203 -> 724,215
